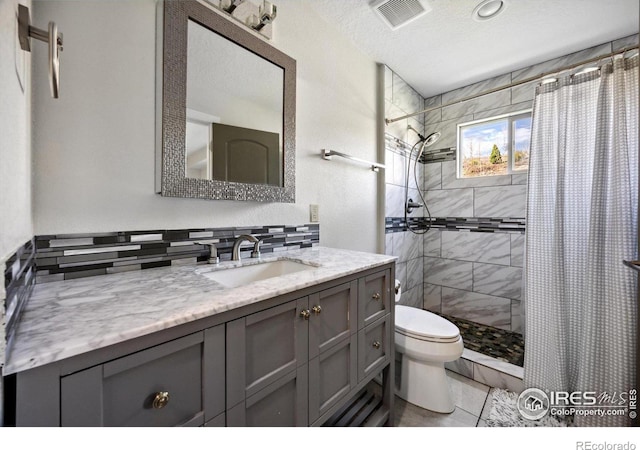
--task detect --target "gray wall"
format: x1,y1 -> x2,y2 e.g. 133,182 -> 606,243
1,0 -> 33,414
30,0 -> 382,253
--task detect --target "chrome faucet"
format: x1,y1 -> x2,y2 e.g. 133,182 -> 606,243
232,234 -> 262,261
196,241 -> 220,264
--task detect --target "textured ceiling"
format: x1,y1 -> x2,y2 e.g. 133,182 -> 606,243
308,0 -> 639,98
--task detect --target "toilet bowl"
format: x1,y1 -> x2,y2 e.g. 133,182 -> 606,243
394,301 -> 464,413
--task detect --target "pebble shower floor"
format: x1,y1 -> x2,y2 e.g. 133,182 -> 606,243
439,314 -> 524,366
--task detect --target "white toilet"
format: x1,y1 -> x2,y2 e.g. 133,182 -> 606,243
394,282 -> 464,413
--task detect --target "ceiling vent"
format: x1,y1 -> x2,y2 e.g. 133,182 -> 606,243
371,0 -> 432,30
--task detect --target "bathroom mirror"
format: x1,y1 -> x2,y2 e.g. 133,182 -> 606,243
157,0 -> 296,202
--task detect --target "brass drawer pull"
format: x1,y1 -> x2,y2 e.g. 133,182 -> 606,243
300,309 -> 311,320
372,293 -> 381,300
372,341 -> 381,349
312,305 -> 322,315
152,391 -> 170,409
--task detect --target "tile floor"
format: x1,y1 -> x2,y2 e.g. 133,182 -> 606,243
394,370 -> 499,427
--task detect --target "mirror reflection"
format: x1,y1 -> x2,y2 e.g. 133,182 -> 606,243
185,19 -> 284,186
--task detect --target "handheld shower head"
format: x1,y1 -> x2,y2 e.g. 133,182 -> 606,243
407,124 -> 426,142
423,131 -> 441,147
407,125 -> 441,147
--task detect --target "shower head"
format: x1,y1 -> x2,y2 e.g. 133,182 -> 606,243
423,131 -> 441,147
407,125 -> 441,147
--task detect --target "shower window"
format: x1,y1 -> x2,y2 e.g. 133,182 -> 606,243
457,110 -> 531,178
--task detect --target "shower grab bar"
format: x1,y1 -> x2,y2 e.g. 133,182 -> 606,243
623,260 -> 640,273
321,149 -> 386,172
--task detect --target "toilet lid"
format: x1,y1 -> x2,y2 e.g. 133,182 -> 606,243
395,305 -> 461,342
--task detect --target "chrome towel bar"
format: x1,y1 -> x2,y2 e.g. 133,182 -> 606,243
321,149 -> 386,172
18,5 -> 63,98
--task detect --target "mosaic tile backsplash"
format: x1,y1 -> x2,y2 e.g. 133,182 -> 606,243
4,224 -> 319,354
35,224 -> 320,283
3,239 -> 36,355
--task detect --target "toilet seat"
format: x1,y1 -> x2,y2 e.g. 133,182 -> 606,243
395,305 -> 461,343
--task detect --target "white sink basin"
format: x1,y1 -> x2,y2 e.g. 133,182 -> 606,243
198,260 -> 315,288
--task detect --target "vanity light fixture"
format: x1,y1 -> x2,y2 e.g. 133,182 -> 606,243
472,0 -> 506,21
220,0 -> 245,14
17,4 -> 63,98
208,0 -> 276,39
250,1 -> 277,31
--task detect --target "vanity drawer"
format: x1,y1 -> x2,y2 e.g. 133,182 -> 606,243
357,314 -> 391,382
61,328 -> 224,427
358,269 -> 391,329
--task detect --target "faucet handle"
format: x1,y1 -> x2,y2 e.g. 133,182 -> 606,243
196,241 -> 220,264
251,239 -> 263,259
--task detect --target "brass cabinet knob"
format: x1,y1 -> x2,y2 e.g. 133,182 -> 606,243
152,391 -> 170,409
372,341 -> 381,349
372,292 -> 381,300
300,309 -> 311,320
312,305 -> 322,315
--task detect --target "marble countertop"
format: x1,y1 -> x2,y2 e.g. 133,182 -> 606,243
5,246 -> 395,374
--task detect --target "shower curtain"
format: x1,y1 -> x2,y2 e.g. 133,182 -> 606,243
524,54 -> 639,427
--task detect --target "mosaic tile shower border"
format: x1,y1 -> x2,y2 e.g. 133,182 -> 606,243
35,224 -> 320,284
384,134 -> 413,157
3,239 -> 36,356
384,133 -> 455,164
385,217 -> 526,234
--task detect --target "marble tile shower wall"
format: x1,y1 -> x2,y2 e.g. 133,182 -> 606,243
384,66 -> 428,309
418,34 -> 638,334
422,34 -> 639,155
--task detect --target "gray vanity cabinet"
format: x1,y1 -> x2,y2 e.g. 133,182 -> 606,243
227,366 -> 308,426
358,270 -> 391,329
307,281 -> 358,423
358,314 -> 392,382
59,325 -> 225,427
357,269 -> 392,382
226,297 -> 309,426
308,333 -> 357,423
13,263 -> 395,427
226,280 -> 359,426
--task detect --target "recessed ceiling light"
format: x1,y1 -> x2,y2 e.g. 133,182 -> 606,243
472,0 -> 506,21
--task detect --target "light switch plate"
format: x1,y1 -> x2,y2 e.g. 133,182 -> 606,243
309,204 -> 319,222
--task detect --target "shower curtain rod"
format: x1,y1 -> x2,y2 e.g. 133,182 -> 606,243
385,45 -> 639,125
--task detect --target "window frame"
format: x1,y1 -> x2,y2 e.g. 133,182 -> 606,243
456,109 -> 532,179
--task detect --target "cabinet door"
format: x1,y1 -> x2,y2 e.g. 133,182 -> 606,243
204,412 -> 226,427
308,334 -> 357,424
358,314 -> 391,382
226,366 -> 308,427
358,269 -> 391,329
60,330 -> 220,427
226,297 -> 309,408
308,280 -> 357,359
